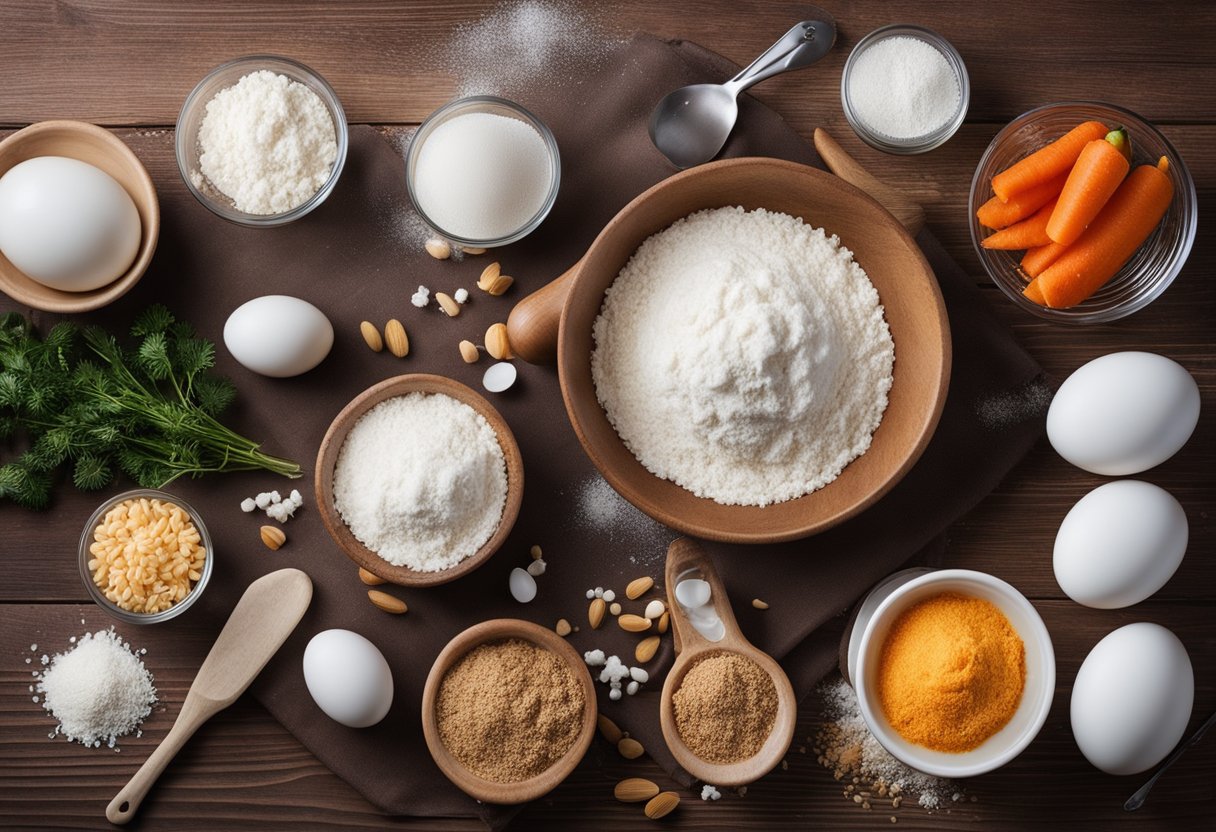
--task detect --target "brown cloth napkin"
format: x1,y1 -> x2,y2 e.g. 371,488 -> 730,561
8,34 -> 1043,828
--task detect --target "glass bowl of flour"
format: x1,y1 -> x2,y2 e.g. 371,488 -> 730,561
176,55 -> 348,226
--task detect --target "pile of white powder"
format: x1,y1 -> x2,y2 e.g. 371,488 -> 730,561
195,70 -> 337,215
332,393 -> 508,571
591,207 -> 894,507
34,629 -> 156,749
847,36 -> 961,140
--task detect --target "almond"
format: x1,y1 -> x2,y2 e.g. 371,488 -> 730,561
609,602 -> 622,616
614,778 -> 660,803
555,618 -> 572,637
260,525 -> 286,550
618,613 -> 651,633
618,737 -> 645,760
458,340 -> 480,363
529,544 -> 543,560
425,238 -> 451,260
358,567 -> 385,586
367,589 -> 407,614
436,292 -> 460,317
383,319 -> 409,357
625,576 -> 654,600
635,635 -> 661,663
644,791 -> 679,820
485,274 -> 514,296
657,611 -> 670,634
360,320 -> 383,352
598,714 -> 623,745
588,597 -> 607,629
485,323 -> 512,360
477,261 -> 501,290
461,246 -> 487,256
752,598 -> 770,610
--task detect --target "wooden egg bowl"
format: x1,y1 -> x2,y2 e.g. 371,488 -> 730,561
0,120 -> 159,312
314,374 -> 524,587
557,157 -> 951,544
421,619 -> 597,804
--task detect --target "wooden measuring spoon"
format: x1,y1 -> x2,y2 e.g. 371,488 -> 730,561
659,538 -> 796,786
106,568 -> 313,824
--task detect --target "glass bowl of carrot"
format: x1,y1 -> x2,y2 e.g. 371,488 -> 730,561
969,101 -> 1196,323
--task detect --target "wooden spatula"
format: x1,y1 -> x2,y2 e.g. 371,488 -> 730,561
106,568 -> 313,824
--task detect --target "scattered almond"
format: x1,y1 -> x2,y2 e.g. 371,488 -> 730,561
383,319 -> 409,357
619,613 -> 651,633
458,339 -> 480,363
260,525 -> 286,550
555,618 -> 572,637
358,567 -> 385,586
609,601 -> 622,616
589,597 -> 607,629
614,778 -> 660,803
477,261 -> 501,290
461,246 -> 487,255
436,292 -> 460,317
360,320 -> 383,352
530,544 -> 543,560
425,238 -> 451,260
486,323 -> 512,360
626,576 -> 654,600
485,274 -> 514,296
618,737 -> 645,760
645,791 -> 679,820
657,611 -> 670,634
635,635 -> 661,663
598,714 -> 623,745
752,598 -> 770,610
367,589 -> 407,614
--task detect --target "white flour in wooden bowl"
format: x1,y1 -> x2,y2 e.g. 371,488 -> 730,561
332,393 -> 508,571
591,207 -> 894,507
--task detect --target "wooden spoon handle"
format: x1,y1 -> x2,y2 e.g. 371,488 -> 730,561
505,260 -> 581,365
105,697 -> 214,824
813,128 -> 926,235
664,538 -> 747,656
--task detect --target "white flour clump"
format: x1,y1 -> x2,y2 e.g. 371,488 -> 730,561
591,207 -> 894,507
195,70 -> 337,214
35,628 -> 156,749
332,393 -> 508,571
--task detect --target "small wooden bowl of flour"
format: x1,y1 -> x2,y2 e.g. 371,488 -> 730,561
315,374 -> 523,587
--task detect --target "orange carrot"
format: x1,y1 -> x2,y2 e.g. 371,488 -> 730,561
1046,131 -> 1130,245
1034,157 -> 1174,308
992,120 -> 1108,202
981,198 -> 1057,250
1023,277 -> 1047,305
977,174 -> 1067,230
1021,240 -> 1070,279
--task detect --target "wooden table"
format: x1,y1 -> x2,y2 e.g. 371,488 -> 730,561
2,2 -> 1212,829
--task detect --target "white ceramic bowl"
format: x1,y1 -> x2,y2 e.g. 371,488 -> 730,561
854,569 -> 1055,778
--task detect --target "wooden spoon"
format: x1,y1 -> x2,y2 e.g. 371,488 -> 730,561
106,568 -> 313,824
659,538 -> 796,786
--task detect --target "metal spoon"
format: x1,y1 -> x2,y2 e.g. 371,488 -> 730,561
1123,709 -> 1216,811
649,17 -> 837,168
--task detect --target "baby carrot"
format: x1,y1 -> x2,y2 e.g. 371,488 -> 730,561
1032,157 -> 1174,308
1046,131 -> 1130,245
1023,277 -> 1047,305
992,120 -> 1108,203
981,198 -> 1057,250
977,174 -> 1067,230
1021,240 -> 1070,279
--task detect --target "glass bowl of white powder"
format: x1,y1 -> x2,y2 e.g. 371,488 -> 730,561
841,25 -> 969,154
176,55 -> 348,226
406,96 -> 561,248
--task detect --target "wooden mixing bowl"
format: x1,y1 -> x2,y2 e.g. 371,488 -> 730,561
421,619 -> 597,804
518,157 -> 950,544
314,374 -> 524,587
0,120 -> 159,312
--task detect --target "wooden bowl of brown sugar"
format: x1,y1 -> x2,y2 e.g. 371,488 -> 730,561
421,619 -> 597,804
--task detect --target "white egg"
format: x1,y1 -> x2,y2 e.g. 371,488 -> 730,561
0,156 -> 141,292
302,629 -> 393,728
509,567 -> 537,603
1054,481 -> 1188,609
1070,622 -> 1193,775
223,295 -> 334,377
1047,352 -> 1200,475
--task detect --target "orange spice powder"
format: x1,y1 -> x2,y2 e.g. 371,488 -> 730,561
877,591 -> 1025,753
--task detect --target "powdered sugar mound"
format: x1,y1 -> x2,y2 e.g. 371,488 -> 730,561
592,207 -> 894,506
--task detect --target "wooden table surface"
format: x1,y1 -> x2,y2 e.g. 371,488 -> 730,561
1,1 -> 1212,829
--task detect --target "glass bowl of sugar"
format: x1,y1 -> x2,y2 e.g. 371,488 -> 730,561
841,25 -> 970,154
176,55 -> 349,227
406,96 -> 561,249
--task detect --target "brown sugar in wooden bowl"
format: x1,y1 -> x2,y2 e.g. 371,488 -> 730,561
314,374 -> 524,588
421,619 -> 597,804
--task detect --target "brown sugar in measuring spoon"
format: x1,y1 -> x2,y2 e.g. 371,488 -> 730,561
659,538 -> 796,786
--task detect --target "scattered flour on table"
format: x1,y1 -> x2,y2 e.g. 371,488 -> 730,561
332,393 -> 508,571
976,375 -> 1053,431
564,474 -> 674,567
591,207 -> 894,507
33,629 -> 156,749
